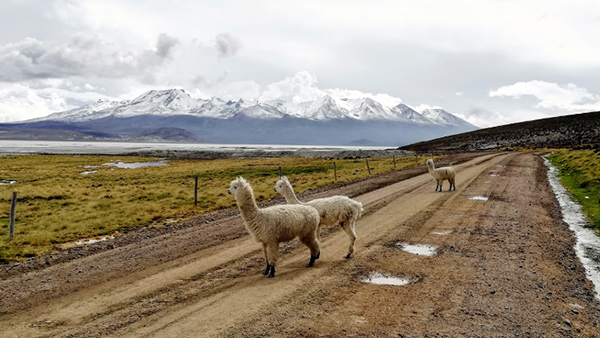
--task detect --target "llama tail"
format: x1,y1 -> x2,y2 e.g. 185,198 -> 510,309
356,201 -> 364,218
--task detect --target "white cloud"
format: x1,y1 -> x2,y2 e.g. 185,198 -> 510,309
259,71 -> 324,103
257,71 -> 402,106
489,80 -> 600,112
414,104 -> 442,113
0,84 -> 72,122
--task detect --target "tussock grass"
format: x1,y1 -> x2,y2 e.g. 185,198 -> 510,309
547,150 -> 600,232
0,154 -> 427,262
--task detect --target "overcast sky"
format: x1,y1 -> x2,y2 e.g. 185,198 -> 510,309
1,0 -> 600,127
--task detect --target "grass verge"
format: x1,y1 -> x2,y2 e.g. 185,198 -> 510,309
547,150 -> 600,233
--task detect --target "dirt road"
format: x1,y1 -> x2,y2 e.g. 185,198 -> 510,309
1,152 -> 599,337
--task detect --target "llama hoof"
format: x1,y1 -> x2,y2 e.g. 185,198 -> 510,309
268,267 -> 276,278
307,255 -> 317,267
316,251 -> 320,259
344,253 -> 352,259
262,265 -> 271,276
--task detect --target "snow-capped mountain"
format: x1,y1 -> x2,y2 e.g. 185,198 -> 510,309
124,89 -> 201,116
8,88 -> 478,146
391,104 -> 433,123
34,88 -> 474,127
28,99 -> 125,122
420,108 -> 469,126
295,95 -> 348,120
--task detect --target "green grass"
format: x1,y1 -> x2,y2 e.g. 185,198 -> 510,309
547,150 -> 600,232
0,154 -> 431,263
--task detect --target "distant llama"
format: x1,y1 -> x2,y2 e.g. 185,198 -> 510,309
426,158 -> 456,192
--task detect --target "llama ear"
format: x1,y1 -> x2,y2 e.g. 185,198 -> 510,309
282,176 -> 289,183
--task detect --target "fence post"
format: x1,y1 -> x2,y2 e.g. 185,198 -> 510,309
194,176 -> 198,206
393,155 -> 396,169
9,191 -> 17,239
279,166 -> 283,178
366,158 -> 371,175
334,162 -> 337,181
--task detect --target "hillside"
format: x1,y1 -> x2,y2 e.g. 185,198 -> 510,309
400,110 -> 600,152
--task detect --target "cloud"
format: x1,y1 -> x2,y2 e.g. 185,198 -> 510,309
459,107 -> 512,128
489,80 -> 600,112
214,33 -> 242,59
257,71 -> 402,107
259,71 -> 323,103
0,84 -> 72,122
414,104 -> 442,112
155,33 -> 179,59
0,33 -> 179,82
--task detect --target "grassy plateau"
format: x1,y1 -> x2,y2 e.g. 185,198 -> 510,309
0,154 -> 426,263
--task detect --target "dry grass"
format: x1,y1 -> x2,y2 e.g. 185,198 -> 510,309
0,154 -> 428,263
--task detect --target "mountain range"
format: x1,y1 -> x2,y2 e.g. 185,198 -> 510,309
1,89 -> 477,146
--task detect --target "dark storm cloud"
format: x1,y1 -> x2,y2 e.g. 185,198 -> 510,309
0,33 -> 179,82
214,33 -> 242,58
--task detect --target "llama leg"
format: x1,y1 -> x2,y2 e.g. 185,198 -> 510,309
341,221 -> 357,259
261,243 -> 271,275
300,235 -> 320,267
265,242 -> 279,278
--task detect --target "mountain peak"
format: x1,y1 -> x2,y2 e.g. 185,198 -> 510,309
421,107 -> 474,127
31,88 -> 473,127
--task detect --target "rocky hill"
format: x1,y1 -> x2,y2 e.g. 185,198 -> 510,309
400,110 -> 600,152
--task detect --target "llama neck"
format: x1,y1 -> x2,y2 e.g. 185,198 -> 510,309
427,163 -> 435,173
236,186 -> 260,224
283,184 -> 303,204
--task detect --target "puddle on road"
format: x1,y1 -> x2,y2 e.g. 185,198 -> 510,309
362,272 -> 412,286
432,230 -> 452,236
0,180 -> 17,186
470,196 -> 489,201
396,243 -> 438,256
102,161 -> 167,169
545,156 -> 600,300
59,236 -> 115,249
75,236 -> 114,246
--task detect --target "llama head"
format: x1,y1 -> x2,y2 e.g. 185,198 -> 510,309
274,176 -> 291,194
426,159 -> 434,168
228,177 -> 248,196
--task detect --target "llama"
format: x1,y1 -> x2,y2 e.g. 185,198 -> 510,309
228,177 -> 321,278
426,158 -> 456,192
274,176 -> 363,259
